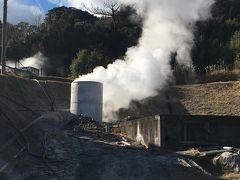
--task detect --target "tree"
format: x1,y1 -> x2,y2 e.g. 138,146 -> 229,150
212,0 -> 240,20
86,5 -> 142,59
229,30 -> 240,51
83,1 -> 121,31
70,49 -> 111,78
40,6 -> 97,54
4,22 -> 39,61
39,7 -> 97,75
229,30 -> 240,68
192,0 -> 240,73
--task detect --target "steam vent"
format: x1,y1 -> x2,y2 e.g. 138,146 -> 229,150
70,80 -> 103,122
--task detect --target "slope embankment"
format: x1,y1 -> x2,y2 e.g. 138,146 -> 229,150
0,75 -> 71,179
0,75 -> 71,157
1,75 -> 239,119
172,81 -> 240,116
0,75 -> 71,116
119,81 -> 240,118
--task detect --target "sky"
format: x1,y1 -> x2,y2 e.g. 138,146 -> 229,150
0,0 -> 100,24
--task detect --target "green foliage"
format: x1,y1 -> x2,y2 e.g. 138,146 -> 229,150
39,7 -> 97,64
235,54 -> 240,69
211,0 -> 240,20
2,22 -> 39,61
229,30 -> 240,68
39,6 -> 142,76
6,1 -> 239,78
192,0 -> 240,73
229,30 -> 240,52
1,5 -> 142,76
173,64 -> 196,85
2,1 -> 240,78
70,49 -> 111,78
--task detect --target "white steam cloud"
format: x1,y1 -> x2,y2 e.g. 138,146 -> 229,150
76,0 -> 215,121
20,52 -> 46,70
48,0 -> 68,7
48,0 -> 103,9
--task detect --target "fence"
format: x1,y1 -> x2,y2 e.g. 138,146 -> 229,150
0,63 -> 37,77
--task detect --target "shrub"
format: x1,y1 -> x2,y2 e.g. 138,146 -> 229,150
234,53 -> 240,69
70,49 -> 111,78
173,64 -> 196,85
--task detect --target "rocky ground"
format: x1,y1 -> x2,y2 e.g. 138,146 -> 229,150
1,112 -> 239,180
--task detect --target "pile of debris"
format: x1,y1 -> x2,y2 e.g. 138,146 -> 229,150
61,114 -> 105,132
1,111 -> 240,179
213,148 -> 240,173
60,114 -> 145,149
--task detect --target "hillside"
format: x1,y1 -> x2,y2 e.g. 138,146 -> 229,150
119,81 -> 240,118
0,75 -> 70,116
0,75 -> 239,119
172,81 -> 240,116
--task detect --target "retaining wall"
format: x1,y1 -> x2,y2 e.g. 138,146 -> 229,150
115,115 -> 240,148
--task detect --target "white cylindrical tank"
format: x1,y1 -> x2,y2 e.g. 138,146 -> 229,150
70,80 -> 103,122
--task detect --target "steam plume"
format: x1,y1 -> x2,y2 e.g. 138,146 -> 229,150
78,0 -> 214,121
20,52 -> 47,70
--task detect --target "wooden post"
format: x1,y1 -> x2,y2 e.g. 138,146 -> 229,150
1,0 -> 8,75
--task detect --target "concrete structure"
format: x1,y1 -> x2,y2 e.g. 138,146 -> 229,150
116,116 -> 161,148
114,115 -> 240,148
20,66 -> 40,76
70,80 -> 103,122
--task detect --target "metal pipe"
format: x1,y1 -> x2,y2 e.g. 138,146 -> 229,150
34,79 -> 55,111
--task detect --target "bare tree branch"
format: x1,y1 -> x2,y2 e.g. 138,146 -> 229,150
82,1 -> 121,30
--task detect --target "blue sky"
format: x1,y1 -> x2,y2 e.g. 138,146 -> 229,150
0,0 -> 99,24
0,0 -> 57,24
24,0 -> 56,12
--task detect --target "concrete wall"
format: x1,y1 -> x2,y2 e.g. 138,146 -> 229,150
117,116 -> 162,148
115,115 -> 240,148
161,115 -> 240,147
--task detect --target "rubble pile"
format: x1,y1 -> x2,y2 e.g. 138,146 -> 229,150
61,115 -> 105,132
61,115 -> 144,149
1,112 -> 239,179
213,151 -> 240,173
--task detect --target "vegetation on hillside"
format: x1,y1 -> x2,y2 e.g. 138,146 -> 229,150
192,0 -> 240,73
0,0 -> 239,78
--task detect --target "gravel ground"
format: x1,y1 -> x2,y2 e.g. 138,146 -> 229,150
0,112 -> 225,180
